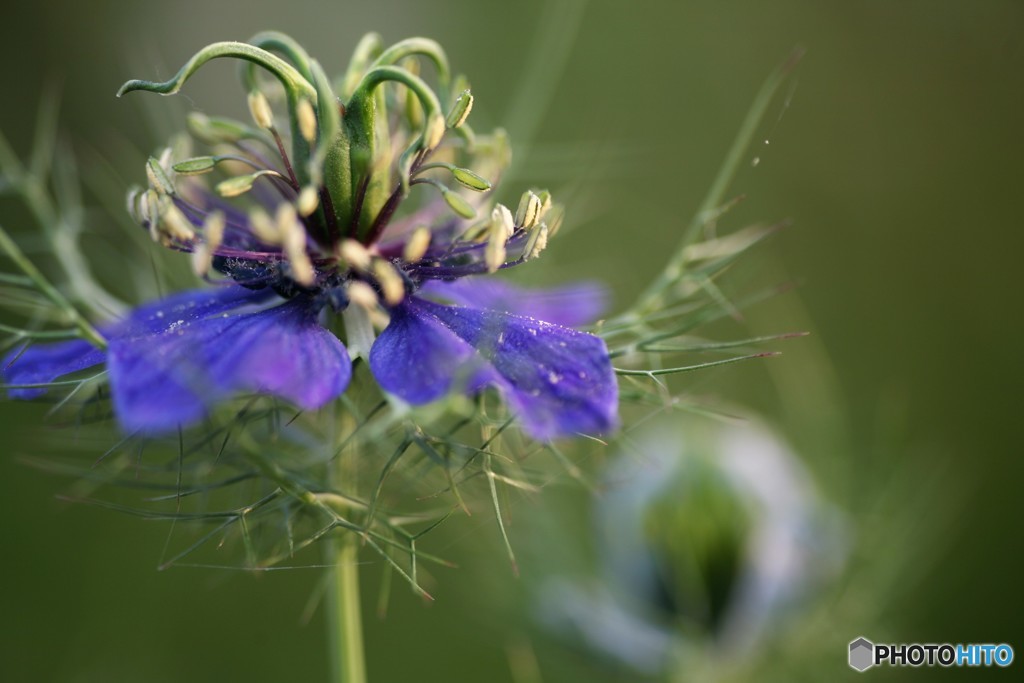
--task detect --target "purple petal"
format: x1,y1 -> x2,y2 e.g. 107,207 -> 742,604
418,278 -> 608,328
2,285 -> 272,401
110,285 -> 276,337
2,340 -> 105,399
367,300 -> 489,405
109,296 -> 351,433
370,298 -> 618,440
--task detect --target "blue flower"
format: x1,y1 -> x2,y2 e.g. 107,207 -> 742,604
3,34 -> 618,441
540,419 -> 846,672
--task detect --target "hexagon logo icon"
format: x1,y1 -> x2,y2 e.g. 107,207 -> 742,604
849,637 -> 875,672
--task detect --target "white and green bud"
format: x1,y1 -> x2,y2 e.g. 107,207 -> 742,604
172,156 -> 218,176
442,187 -> 476,219
215,170 -> 281,198
445,89 -> 473,129
146,157 -> 175,195
451,167 -> 491,192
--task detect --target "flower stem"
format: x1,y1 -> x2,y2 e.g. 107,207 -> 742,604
325,470 -> 367,683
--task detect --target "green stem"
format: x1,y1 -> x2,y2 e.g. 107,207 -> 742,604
630,48 -> 803,316
0,222 -> 105,348
325,462 -> 367,683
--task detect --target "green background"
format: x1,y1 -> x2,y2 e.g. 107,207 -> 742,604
1,1 -> 1021,680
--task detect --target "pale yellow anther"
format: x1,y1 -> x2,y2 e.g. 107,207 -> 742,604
547,206 -> 565,237
525,223 -> 550,261
276,202 -> 298,233
192,212 -> 225,277
146,157 -> 175,195
425,114 -> 446,150
485,219 -> 508,273
281,216 -> 315,287
160,200 -> 196,242
297,186 -> 320,216
191,245 -> 212,277
297,99 -> 318,143
338,239 -> 372,272
126,188 -> 141,222
492,204 -> 515,238
203,211 -> 226,253
515,191 -> 542,229
403,227 -> 432,263
249,208 -> 281,245
346,280 -> 379,310
372,259 -> 406,306
141,189 -> 159,241
536,190 -> 553,220
247,90 -> 275,130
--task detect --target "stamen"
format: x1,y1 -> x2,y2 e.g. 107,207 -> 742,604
279,205 -> 315,286
346,280 -> 379,310
524,223 -> 549,261
146,157 -> 175,196
536,190 -> 553,220
247,90 -> 275,130
515,191 -> 542,229
485,210 -> 509,273
249,208 -> 282,244
297,186 -> 320,216
297,98 -> 318,143
338,239 -> 372,272
190,213 -> 224,276
425,114 -> 447,150
141,189 -> 159,241
372,259 -> 406,305
159,199 -> 196,243
215,170 -> 288,197
493,204 -> 515,238
205,211 -> 226,251
402,227 -> 431,263
445,89 -> 473,129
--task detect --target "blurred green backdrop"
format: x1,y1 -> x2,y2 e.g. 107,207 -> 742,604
1,1 -> 1021,681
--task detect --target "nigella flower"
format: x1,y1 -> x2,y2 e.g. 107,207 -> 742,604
540,418 -> 845,674
2,33 -> 618,440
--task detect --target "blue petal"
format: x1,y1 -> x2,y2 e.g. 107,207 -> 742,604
111,285 -> 276,337
109,296 -> 351,433
418,277 -> 608,328
1,285 -> 272,400
2,340 -> 105,399
370,298 -> 618,440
